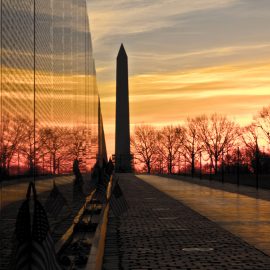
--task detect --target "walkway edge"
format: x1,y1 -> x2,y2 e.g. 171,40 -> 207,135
55,190 -> 95,254
86,177 -> 113,270
86,203 -> 110,270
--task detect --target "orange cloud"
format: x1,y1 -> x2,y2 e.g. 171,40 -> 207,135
100,61 -> 270,156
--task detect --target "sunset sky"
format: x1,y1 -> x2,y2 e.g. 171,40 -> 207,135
87,0 -> 270,156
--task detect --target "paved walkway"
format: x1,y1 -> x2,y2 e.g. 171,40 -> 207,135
139,174 -> 270,256
103,174 -> 270,270
162,174 -> 270,202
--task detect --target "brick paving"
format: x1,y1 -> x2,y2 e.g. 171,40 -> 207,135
103,174 -> 270,270
0,175 -> 91,270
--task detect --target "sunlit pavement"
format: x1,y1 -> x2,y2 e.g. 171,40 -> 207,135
137,174 -> 270,256
0,175 -> 74,210
103,174 -> 270,270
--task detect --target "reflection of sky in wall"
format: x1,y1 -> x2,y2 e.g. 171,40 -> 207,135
1,1 -> 94,74
1,0 -> 97,124
1,0 -> 100,174
87,0 -> 270,156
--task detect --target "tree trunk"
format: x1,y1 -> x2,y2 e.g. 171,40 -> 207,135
191,152 -> 195,177
53,154 -> 56,175
17,152 -> 20,175
147,162 -> 151,174
169,158 -> 172,174
214,155 -> 218,174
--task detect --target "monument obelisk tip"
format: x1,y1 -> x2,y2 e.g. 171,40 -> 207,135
117,43 -> 127,58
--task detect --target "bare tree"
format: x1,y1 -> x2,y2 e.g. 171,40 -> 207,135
157,125 -> 184,174
241,124 -> 260,154
182,118 -> 202,176
0,114 -> 27,177
255,105 -> 270,144
241,123 -> 261,172
196,114 -> 238,174
18,118 -> 36,175
131,125 -> 157,173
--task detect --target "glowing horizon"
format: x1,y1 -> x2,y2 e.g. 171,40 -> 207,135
87,0 -> 270,157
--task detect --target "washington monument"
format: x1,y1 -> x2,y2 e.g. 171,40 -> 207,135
115,44 -> 132,172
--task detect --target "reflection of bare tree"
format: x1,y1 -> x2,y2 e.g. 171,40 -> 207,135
18,118 -> 35,175
0,114 -> 27,177
196,114 -> 238,174
0,114 -> 90,178
39,127 -> 68,175
157,125 -> 184,174
131,125 -> 157,173
67,127 -> 86,160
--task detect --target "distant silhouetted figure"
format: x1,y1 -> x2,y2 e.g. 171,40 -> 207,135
73,159 -> 85,203
105,158 -> 115,176
73,158 -> 82,183
91,161 -> 101,186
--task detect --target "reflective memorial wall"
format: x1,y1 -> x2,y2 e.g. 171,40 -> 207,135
0,1 -> 106,268
0,0 -> 104,177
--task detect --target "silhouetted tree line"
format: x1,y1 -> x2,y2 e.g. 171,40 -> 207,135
0,114 -> 88,179
131,105 -> 270,176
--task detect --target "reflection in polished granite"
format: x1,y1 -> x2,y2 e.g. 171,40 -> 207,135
0,175 -> 91,269
137,174 -> 270,256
